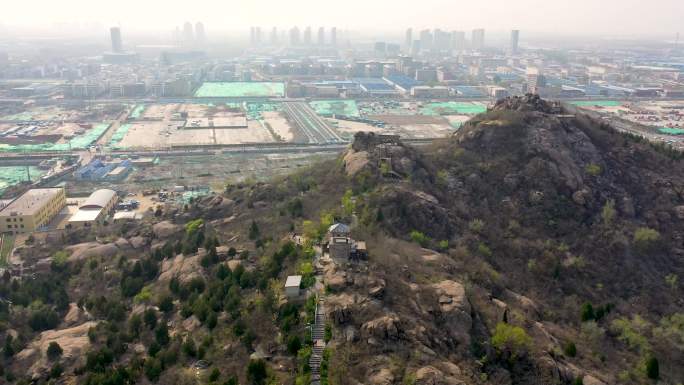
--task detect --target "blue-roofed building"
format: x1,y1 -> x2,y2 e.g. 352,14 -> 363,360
75,159 -> 132,181
353,78 -> 399,97
384,75 -> 423,94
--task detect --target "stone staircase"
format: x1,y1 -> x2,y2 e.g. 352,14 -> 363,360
309,298 -> 326,385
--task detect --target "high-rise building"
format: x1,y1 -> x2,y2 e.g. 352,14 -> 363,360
317,27 -> 325,46
183,22 -> 194,45
451,31 -> 466,51
419,29 -> 433,52
410,40 -> 421,56
433,29 -> 451,51
526,66 -> 545,94
250,27 -> 256,45
289,26 -> 301,46
255,27 -> 262,45
330,27 -> 337,46
271,27 -> 278,45
472,28 -> 485,50
195,22 -> 206,44
510,30 -> 520,54
405,28 -> 413,50
110,27 -> 123,53
304,26 -> 312,45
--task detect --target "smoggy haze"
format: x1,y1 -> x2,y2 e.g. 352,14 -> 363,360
1,0 -> 682,38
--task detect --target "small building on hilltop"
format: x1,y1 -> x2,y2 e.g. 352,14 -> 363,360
324,222 -> 367,261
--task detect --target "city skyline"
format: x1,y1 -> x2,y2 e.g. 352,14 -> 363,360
1,0 -> 682,38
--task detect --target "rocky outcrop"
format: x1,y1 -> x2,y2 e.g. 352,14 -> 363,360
368,368 -> 394,385
343,150 -> 370,176
158,254 -> 202,284
152,221 -> 181,238
326,293 -> 355,325
414,366 -> 466,385
361,315 -> 403,341
66,242 -> 119,261
431,280 -> 472,346
15,321 -> 98,378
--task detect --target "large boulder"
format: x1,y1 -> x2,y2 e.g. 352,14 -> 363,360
15,321 -> 98,378
152,221 -> 181,239
361,315 -> 403,341
326,294 -> 355,325
66,242 -> 119,261
414,366 -> 466,385
158,254 -> 202,284
431,280 -> 472,346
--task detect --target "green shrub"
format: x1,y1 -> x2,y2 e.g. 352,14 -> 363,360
601,199 -> 616,225
209,367 -> 221,382
563,341 -> 577,357
46,341 -> 63,361
580,302 -> 595,322
246,359 -> 267,385
287,335 -> 302,355
409,230 -> 430,247
469,219 -> 485,233
644,356 -> 659,380
585,163 -> 602,176
491,322 -> 532,358
633,227 -> 661,252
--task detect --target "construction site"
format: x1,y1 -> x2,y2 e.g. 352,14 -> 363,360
0,98 -> 491,198
569,100 -> 684,149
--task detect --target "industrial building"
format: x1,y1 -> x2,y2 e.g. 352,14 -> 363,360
68,189 -> 118,228
0,188 -> 66,234
74,159 -> 132,181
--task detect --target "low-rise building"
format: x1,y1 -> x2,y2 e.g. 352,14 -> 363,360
411,86 -> 450,98
0,188 -> 66,234
68,189 -> 118,228
285,275 -> 302,298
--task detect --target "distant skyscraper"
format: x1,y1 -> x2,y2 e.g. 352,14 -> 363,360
110,27 -> 123,53
289,26 -> 301,46
471,28 -> 485,50
195,22 -> 206,44
250,27 -> 256,45
410,40 -> 421,56
255,27 -> 262,45
183,22 -> 194,45
405,28 -> 413,51
419,29 -> 433,51
317,27 -> 325,46
451,31 -> 466,51
304,26 -> 312,45
526,66 -> 545,94
433,29 -> 451,51
270,27 -> 278,45
510,30 -> 520,54
330,27 -> 337,46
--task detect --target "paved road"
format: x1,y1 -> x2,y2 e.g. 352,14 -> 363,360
282,102 -> 344,144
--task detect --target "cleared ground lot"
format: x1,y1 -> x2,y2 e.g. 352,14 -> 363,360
115,121 -> 276,148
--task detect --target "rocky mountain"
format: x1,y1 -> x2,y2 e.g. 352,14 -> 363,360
1,95 -> 683,385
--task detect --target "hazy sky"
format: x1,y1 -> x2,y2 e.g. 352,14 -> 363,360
3,0 -> 683,37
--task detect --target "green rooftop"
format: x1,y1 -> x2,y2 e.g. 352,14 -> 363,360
309,100 -> 360,117
194,82 -> 285,98
0,166 -> 45,194
658,127 -> 684,135
421,102 -> 487,116
569,100 -> 621,107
